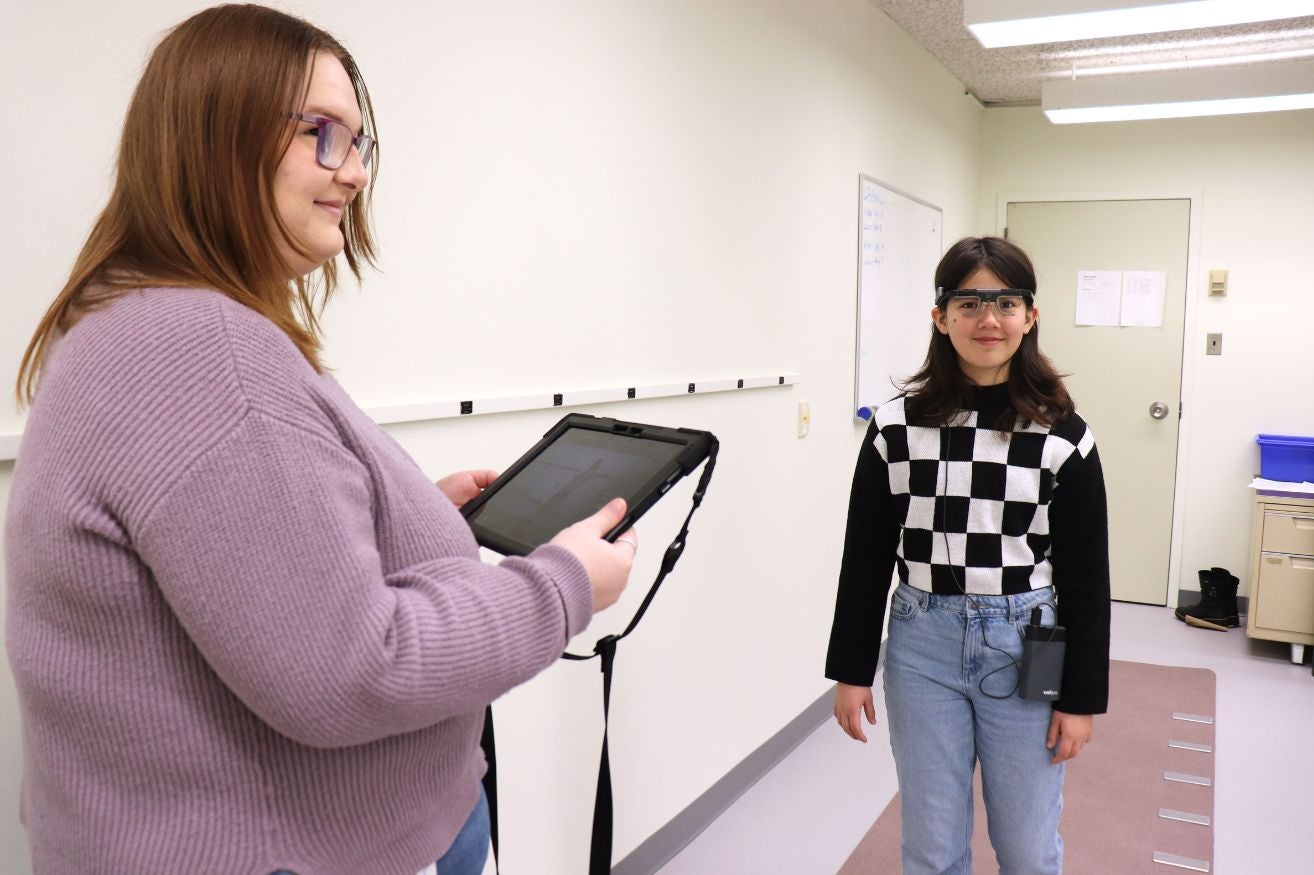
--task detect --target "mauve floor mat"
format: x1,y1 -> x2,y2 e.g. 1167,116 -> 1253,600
839,660 -> 1216,874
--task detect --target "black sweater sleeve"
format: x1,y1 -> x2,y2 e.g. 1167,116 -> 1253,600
825,420 -> 903,687
1047,443 -> 1112,714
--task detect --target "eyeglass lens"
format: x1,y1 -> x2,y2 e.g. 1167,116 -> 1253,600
949,295 -> 1026,318
310,117 -> 374,170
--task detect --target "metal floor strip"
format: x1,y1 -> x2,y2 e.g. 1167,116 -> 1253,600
1172,712 -> 1214,725
1153,851 -> 1211,872
1159,808 -> 1211,826
1164,771 -> 1213,786
1169,739 -> 1213,753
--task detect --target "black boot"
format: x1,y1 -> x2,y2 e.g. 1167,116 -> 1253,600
1175,569 -> 1240,630
1174,569 -> 1212,621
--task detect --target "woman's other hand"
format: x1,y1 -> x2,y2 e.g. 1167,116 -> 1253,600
435,469 -> 499,508
550,498 -> 635,612
1047,710 -> 1093,764
834,682 -> 876,743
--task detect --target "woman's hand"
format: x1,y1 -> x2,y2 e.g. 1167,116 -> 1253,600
834,682 -> 877,743
1047,710 -> 1093,764
550,498 -> 635,612
435,469 -> 499,509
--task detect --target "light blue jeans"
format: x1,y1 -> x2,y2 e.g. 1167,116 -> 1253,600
435,785 -> 491,875
883,582 -> 1064,875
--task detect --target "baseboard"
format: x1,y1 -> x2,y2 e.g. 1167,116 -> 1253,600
612,642 -> 885,874
610,689 -> 833,874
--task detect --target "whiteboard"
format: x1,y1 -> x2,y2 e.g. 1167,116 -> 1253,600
854,175 -> 942,421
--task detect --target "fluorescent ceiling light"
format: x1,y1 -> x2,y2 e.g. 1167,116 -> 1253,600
1074,47 -> 1314,76
1042,58 -> 1314,122
966,0 -> 1314,48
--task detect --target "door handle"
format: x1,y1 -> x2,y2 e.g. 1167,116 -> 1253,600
1149,401 -> 1170,420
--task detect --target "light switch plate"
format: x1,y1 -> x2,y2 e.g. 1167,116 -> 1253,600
1206,333 -> 1222,356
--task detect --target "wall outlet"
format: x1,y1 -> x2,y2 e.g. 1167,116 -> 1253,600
797,401 -> 811,438
1206,333 -> 1222,356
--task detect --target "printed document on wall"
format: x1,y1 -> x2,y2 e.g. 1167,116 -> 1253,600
1121,271 -> 1167,327
1075,270 -> 1121,326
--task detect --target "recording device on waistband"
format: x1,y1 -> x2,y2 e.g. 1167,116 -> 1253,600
1019,605 -> 1066,701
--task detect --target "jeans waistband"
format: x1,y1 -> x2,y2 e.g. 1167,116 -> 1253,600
896,582 -> 1055,622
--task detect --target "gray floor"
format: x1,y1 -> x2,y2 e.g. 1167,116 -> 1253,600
659,601 -> 1314,874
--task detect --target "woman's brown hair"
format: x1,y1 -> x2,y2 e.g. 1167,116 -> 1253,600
16,3 -> 378,404
900,236 -> 1073,429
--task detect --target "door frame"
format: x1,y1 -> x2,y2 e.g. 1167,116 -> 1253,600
996,190 -> 1203,608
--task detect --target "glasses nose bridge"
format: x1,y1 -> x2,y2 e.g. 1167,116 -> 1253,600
966,297 -> 1023,321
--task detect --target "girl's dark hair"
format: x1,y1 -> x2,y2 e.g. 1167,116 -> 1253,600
899,236 -> 1073,429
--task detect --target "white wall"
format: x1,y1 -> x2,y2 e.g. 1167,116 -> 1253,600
978,107 -> 1314,598
0,1 -> 981,872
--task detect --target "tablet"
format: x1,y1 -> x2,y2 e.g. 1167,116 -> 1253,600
461,413 -> 716,556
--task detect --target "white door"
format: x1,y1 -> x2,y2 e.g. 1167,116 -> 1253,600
1006,200 -> 1190,605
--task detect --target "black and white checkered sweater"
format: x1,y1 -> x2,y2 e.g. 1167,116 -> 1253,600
826,383 -> 1111,714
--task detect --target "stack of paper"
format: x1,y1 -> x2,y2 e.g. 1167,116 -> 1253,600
1248,477 -> 1314,497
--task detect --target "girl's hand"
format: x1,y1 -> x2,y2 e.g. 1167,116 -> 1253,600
1047,710 -> 1093,764
834,682 -> 877,743
435,469 -> 499,508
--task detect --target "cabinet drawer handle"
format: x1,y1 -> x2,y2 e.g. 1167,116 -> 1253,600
1262,551 -> 1314,565
1265,512 -> 1314,525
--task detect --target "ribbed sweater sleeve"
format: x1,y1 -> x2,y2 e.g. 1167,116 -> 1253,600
824,420 -> 902,687
1048,443 -> 1111,714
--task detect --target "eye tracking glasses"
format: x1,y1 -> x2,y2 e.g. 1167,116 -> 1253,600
290,113 -> 376,170
936,288 -> 1034,320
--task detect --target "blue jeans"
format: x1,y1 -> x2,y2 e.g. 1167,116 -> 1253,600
883,583 -> 1064,875
436,785 -> 491,875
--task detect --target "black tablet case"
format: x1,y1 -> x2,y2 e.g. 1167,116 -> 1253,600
461,413 -> 716,556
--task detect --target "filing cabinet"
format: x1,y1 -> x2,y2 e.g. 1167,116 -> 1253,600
1245,493 -> 1314,663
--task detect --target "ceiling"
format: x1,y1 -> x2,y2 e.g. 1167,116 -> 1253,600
871,1 -> 1314,105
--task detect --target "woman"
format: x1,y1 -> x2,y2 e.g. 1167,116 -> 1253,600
5,6 -> 635,874
826,236 -> 1110,873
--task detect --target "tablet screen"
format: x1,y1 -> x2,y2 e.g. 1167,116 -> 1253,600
466,426 -> 686,550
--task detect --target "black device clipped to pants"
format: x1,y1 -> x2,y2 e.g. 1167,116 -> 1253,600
1019,605 -> 1066,701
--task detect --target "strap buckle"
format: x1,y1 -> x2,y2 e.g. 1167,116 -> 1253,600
593,634 -> 619,672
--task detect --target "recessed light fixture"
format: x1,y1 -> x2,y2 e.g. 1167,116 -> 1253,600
1066,47 -> 1314,77
1041,58 -> 1314,122
966,0 -> 1314,48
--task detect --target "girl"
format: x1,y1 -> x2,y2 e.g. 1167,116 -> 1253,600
5,6 -> 636,874
826,236 -> 1110,874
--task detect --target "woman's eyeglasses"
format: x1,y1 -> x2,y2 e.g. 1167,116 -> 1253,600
290,113 -> 376,170
937,289 -> 1033,320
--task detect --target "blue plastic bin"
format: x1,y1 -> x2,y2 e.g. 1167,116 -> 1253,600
1256,434 -> 1314,482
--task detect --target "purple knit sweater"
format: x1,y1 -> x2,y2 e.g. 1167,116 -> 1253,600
4,287 -> 593,874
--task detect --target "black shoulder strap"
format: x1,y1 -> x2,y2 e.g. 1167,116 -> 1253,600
482,440 -> 717,874
480,706 -> 499,865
